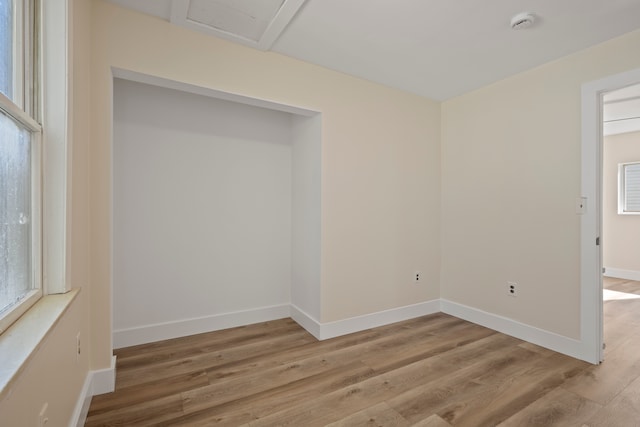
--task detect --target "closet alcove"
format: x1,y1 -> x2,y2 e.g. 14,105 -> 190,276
112,75 -> 321,348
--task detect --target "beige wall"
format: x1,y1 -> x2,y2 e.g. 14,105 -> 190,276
603,131 -> 640,273
89,0 -> 442,368
6,3 -> 640,423
0,296 -> 89,426
0,0 -> 92,425
442,30 -> 640,339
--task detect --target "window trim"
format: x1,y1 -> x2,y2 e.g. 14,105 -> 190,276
618,161 -> 640,215
0,289 -> 79,400
1,0 -> 70,336
0,0 -> 43,334
0,90 -> 39,131
11,0 -> 24,108
41,0 -> 71,295
0,0 -> 72,396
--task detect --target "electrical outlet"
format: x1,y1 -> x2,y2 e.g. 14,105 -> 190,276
507,282 -> 517,297
76,332 -> 81,362
414,271 -> 422,284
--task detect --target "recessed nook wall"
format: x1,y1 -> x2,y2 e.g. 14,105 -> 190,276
92,0 -> 442,369
291,114 -> 322,321
112,78 -> 321,347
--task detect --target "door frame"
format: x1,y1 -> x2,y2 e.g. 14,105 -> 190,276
581,67 -> 640,364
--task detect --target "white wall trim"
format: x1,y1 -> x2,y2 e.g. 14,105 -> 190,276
317,300 -> 441,341
69,372 -> 92,427
92,355 -> 117,395
69,355 -> 116,427
290,304 -> 321,339
441,299 -> 586,361
581,76 -> 605,364
113,300 -> 440,349
42,0 -> 71,294
603,268 -> 640,282
113,305 -> 290,348
112,68 -> 319,117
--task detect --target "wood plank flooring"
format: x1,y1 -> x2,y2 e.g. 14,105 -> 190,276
86,279 -> 640,426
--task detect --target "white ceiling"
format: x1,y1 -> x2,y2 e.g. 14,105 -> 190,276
106,0 -> 640,102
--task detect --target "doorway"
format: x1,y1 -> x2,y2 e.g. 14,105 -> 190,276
601,83 -> 640,355
581,67 -> 640,364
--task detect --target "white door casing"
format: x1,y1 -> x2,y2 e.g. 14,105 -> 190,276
581,66 -> 640,364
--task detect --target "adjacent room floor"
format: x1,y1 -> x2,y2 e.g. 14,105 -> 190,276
86,280 -> 640,426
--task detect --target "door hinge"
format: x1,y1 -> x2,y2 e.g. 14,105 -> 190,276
596,237 -> 600,246
603,343 -> 606,350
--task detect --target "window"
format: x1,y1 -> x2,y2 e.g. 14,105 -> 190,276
618,162 -> 640,215
0,0 -> 13,100
0,0 -> 41,334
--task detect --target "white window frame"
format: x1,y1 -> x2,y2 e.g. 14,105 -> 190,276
41,0 -> 71,295
10,0 -> 24,107
618,161 -> 640,215
0,0 -> 70,334
0,0 -> 42,334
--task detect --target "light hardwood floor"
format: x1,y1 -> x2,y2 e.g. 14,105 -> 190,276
86,279 -> 640,426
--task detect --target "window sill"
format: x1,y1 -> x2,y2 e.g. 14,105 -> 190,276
0,288 -> 79,400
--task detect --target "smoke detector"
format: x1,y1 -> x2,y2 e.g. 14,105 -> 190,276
510,12 -> 536,30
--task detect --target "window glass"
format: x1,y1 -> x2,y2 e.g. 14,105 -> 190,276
0,110 -> 32,315
622,162 -> 640,213
0,0 -> 39,331
0,0 -> 13,101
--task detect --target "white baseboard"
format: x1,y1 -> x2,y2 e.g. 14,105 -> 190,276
113,305 -> 290,348
115,300 -> 440,348
440,299 -> 585,361
69,372 -> 92,427
69,355 -> 116,427
290,304 -> 321,338
291,300 -> 440,341
105,298 -> 591,394
92,355 -> 117,395
603,268 -> 640,281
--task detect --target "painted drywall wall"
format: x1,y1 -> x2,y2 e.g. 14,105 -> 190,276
291,114 -> 322,320
603,131 -> 640,275
0,1 -> 92,424
0,296 -> 89,426
442,30 -> 640,339
90,0 -> 441,366
113,79 -> 294,342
